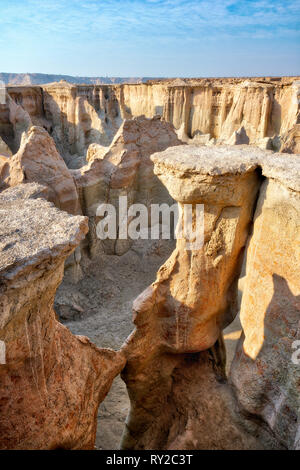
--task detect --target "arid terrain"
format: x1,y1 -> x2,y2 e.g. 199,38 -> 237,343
0,77 -> 299,450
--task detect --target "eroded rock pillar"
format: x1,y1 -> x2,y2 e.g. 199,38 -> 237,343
121,146 -> 262,449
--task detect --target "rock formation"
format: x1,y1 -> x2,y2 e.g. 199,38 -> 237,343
120,146 -> 300,450
231,156 -> 300,450
0,92 -> 31,154
72,116 -> 182,256
0,126 -> 81,215
0,184 -> 125,449
86,142 -> 108,163
42,81 -> 121,162
3,77 -> 300,167
7,86 -> 49,131
120,146 -> 262,449
226,126 -> 249,145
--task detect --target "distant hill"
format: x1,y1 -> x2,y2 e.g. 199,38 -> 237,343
0,72 -> 159,86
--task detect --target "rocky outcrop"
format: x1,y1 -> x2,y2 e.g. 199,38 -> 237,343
0,115 -> 183,275
119,146 -> 300,450
0,92 -> 31,154
4,77 -> 300,168
112,78 -> 300,152
0,184 -> 125,449
120,146 -> 263,449
226,126 -> 249,145
149,146 -> 263,350
42,82 -> 122,162
7,86 -> 49,131
0,126 -> 81,215
230,155 -> 300,450
72,116 -> 182,256
86,142 -> 108,163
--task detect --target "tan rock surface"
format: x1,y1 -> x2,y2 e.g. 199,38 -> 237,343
0,126 -> 81,214
0,90 -> 299,451
7,86 -> 50,131
0,184 -> 125,449
5,77 -> 300,169
0,155 -> 10,185
42,82 -> 121,161
230,157 -> 300,449
86,142 -> 109,162
72,116 -> 182,256
0,136 -> 12,158
0,92 -> 31,154
225,126 -> 249,145
120,145 -> 262,449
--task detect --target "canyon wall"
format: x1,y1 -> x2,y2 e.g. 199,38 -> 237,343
2,77 -> 300,170
231,159 -> 300,450
41,78 -> 300,156
0,110 -> 183,274
72,115 -> 182,257
0,91 -> 31,155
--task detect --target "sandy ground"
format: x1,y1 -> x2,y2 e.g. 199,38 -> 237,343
56,240 -> 243,450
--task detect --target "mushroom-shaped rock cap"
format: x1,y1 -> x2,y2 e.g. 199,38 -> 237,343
151,144 -> 300,203
151,145 -> 267,176
0,184 -> 88,282
151,145 -> 264,204
261,153 -> 300,193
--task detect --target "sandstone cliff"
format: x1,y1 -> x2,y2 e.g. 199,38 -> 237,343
231,156 -> 300,450
0,91 -> 31,154
72,116 -> 182,257
2,77 -> 300,169
0,146 -> 299,450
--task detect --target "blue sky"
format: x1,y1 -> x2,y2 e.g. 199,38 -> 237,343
0,0 -> 299,76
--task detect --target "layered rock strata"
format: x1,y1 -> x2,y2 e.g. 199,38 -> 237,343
0,92 -> 31,154
4,78 -> 299,163
42,81 -> 121,161
0,184 -> 125,449
72,116 -> 182,256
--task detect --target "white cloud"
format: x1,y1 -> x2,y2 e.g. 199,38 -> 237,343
0,0 -> 299,42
